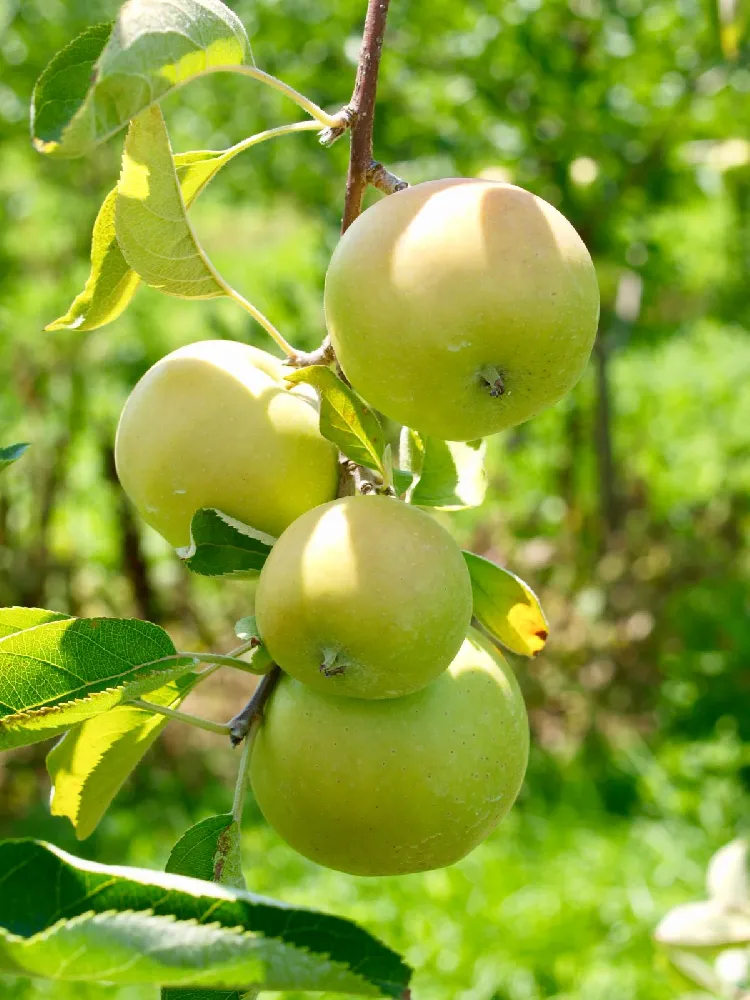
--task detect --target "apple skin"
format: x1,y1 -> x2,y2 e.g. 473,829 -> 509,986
250,629 -> 529,876
115,340 -> 339,548
255,494 -> 473,699
324,178 -> 600,441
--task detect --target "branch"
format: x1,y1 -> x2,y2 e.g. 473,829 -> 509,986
341,0 -> 392,233
227,666 -> 281,747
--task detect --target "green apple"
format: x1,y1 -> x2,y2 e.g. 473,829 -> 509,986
324,178 -> 600,441
115,340 -> 339,547
250,629 -> 529,876
255,494 -> 472,699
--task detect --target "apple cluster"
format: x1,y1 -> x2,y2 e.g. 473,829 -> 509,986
115,179 -> 599,876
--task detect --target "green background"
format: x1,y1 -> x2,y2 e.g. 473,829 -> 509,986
1,0 -> 749,997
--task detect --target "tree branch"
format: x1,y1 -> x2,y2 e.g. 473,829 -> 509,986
227,666 -> 281,747
341,0 -> 392,233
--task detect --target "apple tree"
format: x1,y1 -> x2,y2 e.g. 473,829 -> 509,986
0,0 -> 599,993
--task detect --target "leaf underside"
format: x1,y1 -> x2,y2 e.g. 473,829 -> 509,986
32,0 -> 248,158
0,840 -> 411,996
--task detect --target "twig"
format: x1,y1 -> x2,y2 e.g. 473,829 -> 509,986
227,666 -> 281,747
367,160 -> 408,195
341,0 -> 393,233
289,0 -> 396,373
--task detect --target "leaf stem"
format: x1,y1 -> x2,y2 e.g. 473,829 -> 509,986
206,64 -> 344,129
130,699 -> 232,737
223,285 -> 297,358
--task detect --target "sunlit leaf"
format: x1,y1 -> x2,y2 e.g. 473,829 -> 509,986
32,1 -> 248,158
463,552 -> 549,657
47,142 -> 252,333
0,607 -> 70,639
285,366 -> 386,475
409,436 -> 487,510
181,509 -> 274,578
47,671 -> 203,840
0,617 -> 194,750
116,105 -> 227,299
0,443 -> 29,474
0,840 -> 412,996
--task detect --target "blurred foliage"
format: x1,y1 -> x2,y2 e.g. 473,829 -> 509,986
1,0 -> 749,997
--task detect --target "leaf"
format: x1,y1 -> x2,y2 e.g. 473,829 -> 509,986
409,437 -> 487,510
31,22 -> 113,156
655,900 -> 750,948
0,616 -> 194,751
47,143 -> 249,333
181,509 -> 274,578
285,366 -> 386,475
0,607 -> 71,639
0,443 -> 29,474
166,814 -> 246,891
32,1 -> 248,158
164,817 -> 252,1000
0,840 -> 412,996
234,617 -> 262,644
163,817 -> 253,1000
463,552 -> 549,657
47,671 -> 202,840
116,105 -> 228,299
708,840 -> 750,910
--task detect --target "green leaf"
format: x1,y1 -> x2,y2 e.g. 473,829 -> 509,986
31,22 -> 113,155
285,366 -> 386,475
0,617 -> 194,750
164,816 -> 254,1000
0,840 -> 412,996
46,188 -> 141,332
407,434 -> 487,510
0,443 -> 29,474
47,142 -> 250,333
655,900 -> 750,948
116,105 -> 227,299
166,814 -> 246,891
463,551 -> 549,657
47,671 -> 202,840
0,606 -> 71,639
234,617 -> 262,644
32,1 -> 248,158
181,509 -> 274,578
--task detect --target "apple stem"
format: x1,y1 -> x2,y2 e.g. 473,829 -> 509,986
228,666 -> 281,747
367,160 -> 408,195
479,365 -> 506,398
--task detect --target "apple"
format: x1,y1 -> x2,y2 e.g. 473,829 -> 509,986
255,494 -> 472,699
324,178 -> 600,441
250,629 -> 529,876
115,340 -> 339,547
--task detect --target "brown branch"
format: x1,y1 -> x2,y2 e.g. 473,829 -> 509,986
227,666 -> 280,747
341,0 -> 392,233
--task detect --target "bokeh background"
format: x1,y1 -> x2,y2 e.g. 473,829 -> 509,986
1,0 -> 749,997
